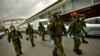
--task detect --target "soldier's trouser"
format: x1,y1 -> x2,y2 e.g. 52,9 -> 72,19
39,32 -> 41,36
41,32 -> 45,40
29,34 -> 34,46
74,35 -> 81,50
80,31 -> 86,41
81,35 -> 85,41
13,39 -> 22,55
53,36 -> 65,56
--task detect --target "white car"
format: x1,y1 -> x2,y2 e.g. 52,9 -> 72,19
85,16 -> 100,36
0,32 -> 5,39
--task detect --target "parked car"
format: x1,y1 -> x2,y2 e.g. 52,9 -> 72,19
0,32 -> 5,39
84,16 -> 100,36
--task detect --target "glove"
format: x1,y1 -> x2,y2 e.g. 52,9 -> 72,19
50,40 -> 55,46
67,32 -> 74,39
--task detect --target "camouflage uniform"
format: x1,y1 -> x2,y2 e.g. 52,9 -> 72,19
8,25 -> 23,56
48,14 -> 67,56
38,22 -> 46,41
26,23 -> 35,47
68,16 -> 82,55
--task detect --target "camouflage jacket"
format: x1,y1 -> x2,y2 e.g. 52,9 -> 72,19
47,19 -> 67,36
68,20 -> 81,35
26,26 -> 34,35
8,30 -> 22,43
38,25 -> 45,32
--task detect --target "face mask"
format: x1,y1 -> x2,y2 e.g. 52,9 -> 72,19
11,27 -> 15,30
11,28 -> 14,30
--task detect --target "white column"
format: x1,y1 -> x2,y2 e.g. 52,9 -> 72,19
92,0 -> 94,5
61,6 -> 64,14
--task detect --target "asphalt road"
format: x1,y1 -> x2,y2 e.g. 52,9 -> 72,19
0,33 -> 100,56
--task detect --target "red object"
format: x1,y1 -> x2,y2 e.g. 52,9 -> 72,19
71,11 -> 78,16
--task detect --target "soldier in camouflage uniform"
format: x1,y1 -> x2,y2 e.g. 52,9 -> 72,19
79,14 -> 88,43
47,14 -> 67,56
68,15 -> 82,55
38,22 -> 46,41
26,23 -> 35,47
8,25 -> 23,56
68,14 -> 88,55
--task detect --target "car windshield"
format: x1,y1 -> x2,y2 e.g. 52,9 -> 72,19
98,18 -> 100,24
85,18 -> 100,24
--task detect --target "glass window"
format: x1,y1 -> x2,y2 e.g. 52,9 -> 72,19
95,19 -> 98,24
73,0 -> 92,10
43,14 -> 48,18
86,18 -> 100,24
86,19 -> 95,24
93,0 -> 100,4
51,7 -> 62,14
62,1 -> 73,13
97,18 -> 100,24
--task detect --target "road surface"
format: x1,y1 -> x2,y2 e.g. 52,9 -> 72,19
0,33 -> 100,56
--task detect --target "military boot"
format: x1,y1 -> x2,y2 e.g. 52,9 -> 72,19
19,48 -> 23,55
17,54 -> 20,56
19,52 -> 23,55
74,49 -> 82,55
82,40 -> 88,43
32,44 -> 35,47
52,51 -> 59,56
42,39 -> 46,41
42,35 -> 45,41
